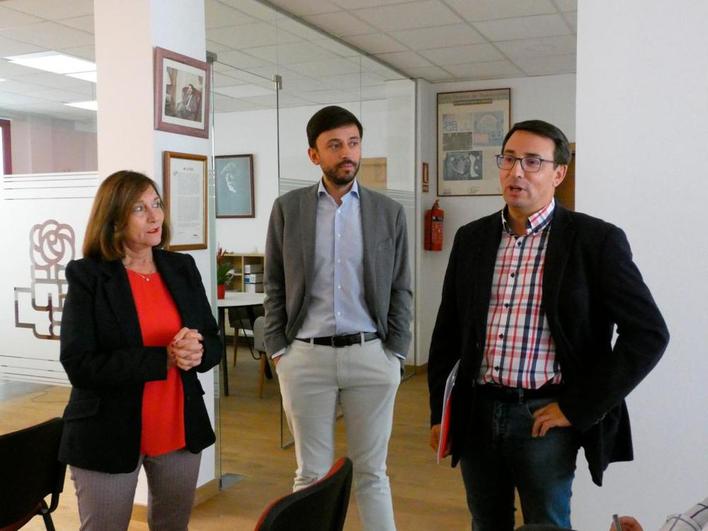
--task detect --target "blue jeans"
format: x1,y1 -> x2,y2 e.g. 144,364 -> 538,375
459,396 -> 579,531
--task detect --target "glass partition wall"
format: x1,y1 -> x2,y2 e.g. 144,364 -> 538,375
209,0 -> 417,486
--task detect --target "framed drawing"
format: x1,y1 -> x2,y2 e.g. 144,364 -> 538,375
163,151 -> 207,250
437,88 -> 510,196
215,154 -> 255,218
154,47 -> 210,138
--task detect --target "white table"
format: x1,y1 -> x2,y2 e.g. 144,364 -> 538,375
217,291 -> 266,395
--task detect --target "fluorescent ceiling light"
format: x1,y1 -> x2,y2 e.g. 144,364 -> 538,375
6,51 -> 96,75
66,71 -> 97,83
65,100 -> 97,111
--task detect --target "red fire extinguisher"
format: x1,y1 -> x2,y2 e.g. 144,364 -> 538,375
424,200 -> 444,251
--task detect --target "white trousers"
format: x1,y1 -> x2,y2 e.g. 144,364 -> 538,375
277,338 -> 401,531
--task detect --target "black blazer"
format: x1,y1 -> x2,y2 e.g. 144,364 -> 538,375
59,249 -> 222,473
428,206 -> 669,486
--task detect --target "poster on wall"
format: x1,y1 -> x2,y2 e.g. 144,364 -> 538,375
215,154 -> 255,218
437,88 -> 510,196
154,47 -> 210,138
163,151 -> 207,250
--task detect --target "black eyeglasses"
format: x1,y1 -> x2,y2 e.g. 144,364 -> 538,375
495,154 -> 555,173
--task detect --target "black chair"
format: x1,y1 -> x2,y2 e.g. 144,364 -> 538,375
254,457 -> 353,531
0,417 -> 66,531
228,304 -> 265,364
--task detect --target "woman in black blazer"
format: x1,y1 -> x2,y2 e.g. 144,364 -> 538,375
59,170 -> 221,529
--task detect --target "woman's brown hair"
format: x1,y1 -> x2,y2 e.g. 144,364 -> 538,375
82,170 -> 171,260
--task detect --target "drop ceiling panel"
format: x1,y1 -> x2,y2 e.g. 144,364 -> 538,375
354,1 -> 462,32
303,11 -> 376,37
563,12 -> 577,32
208,22 -> 300,49
267,0 -> 341,17
311,38 -> 361,58
554,0 -> 578,12
443,0 -> 556,22
217,0 -> 283,22
0,22 -> 93,50
344,33 -> 408,54
0,6 -> 43,29
446,60 -> 523,80
331,0 -> 405,8
391,24 -> 486,50
213,49 -> 270,70
61,45 -> 95,60
495,35 -> 576,59
56,15 -> 94,34
205,0 -> 257,29
0,37 -> 43,58
403,64 -> 455,82
375,51 -> 434,69
420,43 -> 504,65
20,71 -> 95,92
473,14 -> 571,41
0,0 -> 93,20
515,53 -> 575,76
246,41 -> 336,64
288,57 -> 362,78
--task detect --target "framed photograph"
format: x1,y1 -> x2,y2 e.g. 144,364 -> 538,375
154,47 -> 210,138
437,88 -> 510,196
163,151 -> 207,250
215,154 -> 255,218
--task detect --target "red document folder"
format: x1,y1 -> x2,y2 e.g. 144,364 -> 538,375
437,359 -> 460,464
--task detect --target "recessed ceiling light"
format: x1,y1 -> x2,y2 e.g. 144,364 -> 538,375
6,51 -> 96,75
65,100 -> 97,111
66,71 -> 97,83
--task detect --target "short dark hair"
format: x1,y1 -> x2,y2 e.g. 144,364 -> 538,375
306,105 -> 363,148
502,119 -> 571,166
82,170 -> 170,261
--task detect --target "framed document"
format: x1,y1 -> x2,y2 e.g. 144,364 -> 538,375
215,154 -> 255,218
437,88 -> 510,196
154,47 -> 210,138
163,151 -> 207,250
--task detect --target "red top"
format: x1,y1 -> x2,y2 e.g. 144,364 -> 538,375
127,269 -> 186,456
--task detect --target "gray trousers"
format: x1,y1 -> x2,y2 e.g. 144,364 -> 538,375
70,449 -> 201,531
277,338 -> 401,531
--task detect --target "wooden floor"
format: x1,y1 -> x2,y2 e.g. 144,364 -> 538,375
0,346 -> 473,530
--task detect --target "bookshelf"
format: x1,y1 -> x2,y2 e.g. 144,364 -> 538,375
222,253 -> 265,293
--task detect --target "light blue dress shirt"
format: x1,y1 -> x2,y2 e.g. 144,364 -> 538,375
296,179 -> 378,338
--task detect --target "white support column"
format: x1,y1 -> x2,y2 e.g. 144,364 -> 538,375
94,0 -> 216,507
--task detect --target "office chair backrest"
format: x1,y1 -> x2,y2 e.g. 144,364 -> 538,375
0,417 -> 66,530
254,457 -> 353,531
253,316 -> 265,352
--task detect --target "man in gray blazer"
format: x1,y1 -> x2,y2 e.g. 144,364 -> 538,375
264,105 -> 411,531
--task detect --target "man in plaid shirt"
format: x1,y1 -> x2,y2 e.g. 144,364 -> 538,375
428,120 -> 669,531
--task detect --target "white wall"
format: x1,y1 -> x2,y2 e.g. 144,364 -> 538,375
572,1 -> 708,529
416,74 -> 576,365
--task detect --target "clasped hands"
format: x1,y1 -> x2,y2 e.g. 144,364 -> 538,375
167,327 -> 204,371
429,401 -> 571,456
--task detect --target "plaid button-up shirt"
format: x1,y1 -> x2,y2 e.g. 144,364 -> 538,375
479,200 -> 562,389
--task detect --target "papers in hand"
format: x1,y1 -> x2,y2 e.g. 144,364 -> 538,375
437,359 -> 460,464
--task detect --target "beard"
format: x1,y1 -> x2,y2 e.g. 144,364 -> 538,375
322,159 -> 360,186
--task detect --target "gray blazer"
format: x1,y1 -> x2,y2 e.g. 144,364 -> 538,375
264,182 -> 412,357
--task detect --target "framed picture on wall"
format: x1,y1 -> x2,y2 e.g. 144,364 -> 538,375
163,151 -> 208,250
154,47 -> 210,138
437,88 -> 510,196
215,154 -> 255,218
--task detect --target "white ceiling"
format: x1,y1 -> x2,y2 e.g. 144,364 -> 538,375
0,0 -> 576,121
